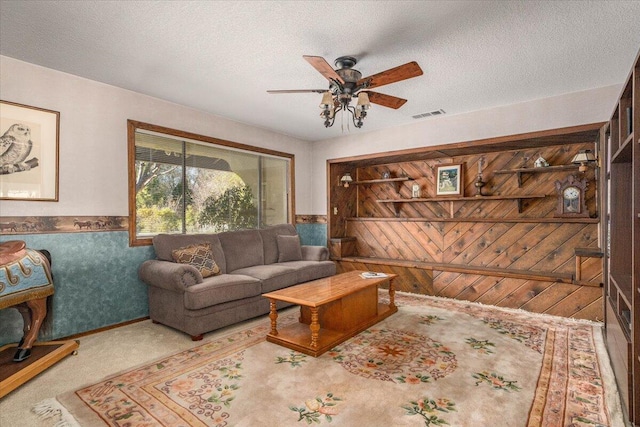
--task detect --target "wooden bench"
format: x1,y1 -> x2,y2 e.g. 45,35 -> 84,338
338,256 -> 576,284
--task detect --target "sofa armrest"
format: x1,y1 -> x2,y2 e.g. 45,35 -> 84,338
138,259 -> 203,292
301,245 -> 330,262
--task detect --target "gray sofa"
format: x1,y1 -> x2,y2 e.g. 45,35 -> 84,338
138,224 -> 335,340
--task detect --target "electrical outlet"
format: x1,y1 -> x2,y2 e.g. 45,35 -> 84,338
333,207 -> 338,215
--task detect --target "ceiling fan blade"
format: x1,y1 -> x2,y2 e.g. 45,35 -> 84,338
365,91 -> 407,109
357,61 -> 423,89
303,55 -> 345,84
267,89 -> 327,94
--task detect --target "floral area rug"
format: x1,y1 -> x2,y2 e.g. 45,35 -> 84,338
37,292 -> 623,426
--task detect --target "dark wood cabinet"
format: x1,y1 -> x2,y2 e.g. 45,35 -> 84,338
602,48 -> 639,426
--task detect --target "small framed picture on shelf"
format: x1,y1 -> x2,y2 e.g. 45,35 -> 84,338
435,163 -> 463,196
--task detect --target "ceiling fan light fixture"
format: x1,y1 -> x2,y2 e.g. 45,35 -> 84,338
319,91 -> 334,110
269,55 -> 423,130
357,92 -> 371,110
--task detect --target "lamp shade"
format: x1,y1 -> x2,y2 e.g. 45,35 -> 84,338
571,150 -> 596,164
357,92 -> 371,110
340,172 -> 353,187
571,149 -> 596,172
320,91 -> 334,110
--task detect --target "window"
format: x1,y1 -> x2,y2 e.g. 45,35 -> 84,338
128,121 -> 294,246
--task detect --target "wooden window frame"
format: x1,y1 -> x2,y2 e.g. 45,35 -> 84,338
127,120 -> 295,247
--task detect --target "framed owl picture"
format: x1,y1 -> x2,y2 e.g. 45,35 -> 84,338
0,100 -> 59,201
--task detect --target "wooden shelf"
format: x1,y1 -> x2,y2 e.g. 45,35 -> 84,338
574,247 -> 603,258
603,48 -> 639,425
495,165 -> 579,174
610,273 -> 633,307
612,132 -> 634,163
347,217 -> 599,223
376,194 -> 546,202
353,177 -> 411,194
494,165 -> 580,187
608,296 -> 632,339
352,177 -> 411,185
376,194 -> 546,216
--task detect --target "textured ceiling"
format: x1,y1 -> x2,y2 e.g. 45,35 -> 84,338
1,1 -> 639,142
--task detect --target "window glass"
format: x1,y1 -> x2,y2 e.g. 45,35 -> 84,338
134,133 -> 184,236
189,143 -> 259,233
129,122 -> 293,245
261,156 -> 289,226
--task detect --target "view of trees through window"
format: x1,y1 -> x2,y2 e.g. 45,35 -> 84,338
129,123 -> 292,244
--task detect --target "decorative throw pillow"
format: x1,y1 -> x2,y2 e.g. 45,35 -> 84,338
277,235 -> 302,262
171,243 -> 220,278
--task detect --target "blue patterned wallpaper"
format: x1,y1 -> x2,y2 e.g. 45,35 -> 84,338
0,232 -> 154,346
0,224 -> 328,346
296,223 -> 327,246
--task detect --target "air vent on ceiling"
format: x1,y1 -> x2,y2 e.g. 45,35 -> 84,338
412,109 -> 446,119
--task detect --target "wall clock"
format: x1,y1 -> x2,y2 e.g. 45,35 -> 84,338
554,175 -> 589,217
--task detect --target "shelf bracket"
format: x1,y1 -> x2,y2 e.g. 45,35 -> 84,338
392,202 -> 402,217
574,248 -> 603,282
516,171 -> 523,188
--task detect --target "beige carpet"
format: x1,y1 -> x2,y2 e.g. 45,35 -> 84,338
0,313 -> 266,427
28,292 -> 625,427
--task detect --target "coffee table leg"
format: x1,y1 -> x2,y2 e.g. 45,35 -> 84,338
268,299 -> 278,336
309,307 -> 320,349
388,278 -> 396,309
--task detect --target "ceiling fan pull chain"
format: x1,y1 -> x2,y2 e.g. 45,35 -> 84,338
346,108 -> 351,132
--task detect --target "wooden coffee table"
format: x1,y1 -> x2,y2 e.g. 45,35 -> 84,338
262,270 -> 397,357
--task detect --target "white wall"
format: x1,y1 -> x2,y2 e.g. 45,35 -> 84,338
1,55 -> 622,219
311,84 -> 621,214
0,56 -> 313,217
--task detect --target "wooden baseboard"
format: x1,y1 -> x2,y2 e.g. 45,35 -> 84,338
58,316 -> 149,341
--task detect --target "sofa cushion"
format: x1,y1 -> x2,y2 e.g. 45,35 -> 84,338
154,234 -> 227,274
259,224 -> 298,264
171,243 -> 220,278
278,260 -> 337,283
301,245 -> 330,262
218,229 -> 264,272
231,264 -> 299,293
184,274 -> 261,310
277,235 -> 302,262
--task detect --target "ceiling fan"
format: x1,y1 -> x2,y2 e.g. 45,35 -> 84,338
267,55 -> 423,129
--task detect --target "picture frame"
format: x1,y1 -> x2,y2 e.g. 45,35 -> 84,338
435,163 -> 464,196
0,100 -> 59,201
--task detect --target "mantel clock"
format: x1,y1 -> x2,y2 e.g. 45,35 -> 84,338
555,175 -> 589,218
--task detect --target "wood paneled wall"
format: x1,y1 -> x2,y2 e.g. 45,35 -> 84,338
347,220 -> 598,275
355,144 -> 597,219
340,220 -> 601,320
328,126 -> 604,321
